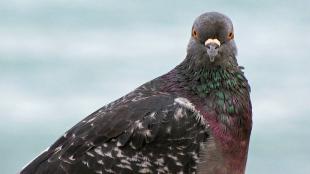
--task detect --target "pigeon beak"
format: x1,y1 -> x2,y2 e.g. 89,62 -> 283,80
205,39 -> 221,62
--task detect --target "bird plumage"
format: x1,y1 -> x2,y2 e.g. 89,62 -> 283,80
21,12 -> 252,174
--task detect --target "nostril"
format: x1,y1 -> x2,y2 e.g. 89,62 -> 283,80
205,38 -> 221,49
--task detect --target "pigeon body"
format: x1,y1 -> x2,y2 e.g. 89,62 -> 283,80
21,12 -> 252,174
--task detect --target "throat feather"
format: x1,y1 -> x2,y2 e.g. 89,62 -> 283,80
182,66 -> 251,133
191,67 -> 247,96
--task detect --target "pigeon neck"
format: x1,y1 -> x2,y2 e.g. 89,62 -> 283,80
177,56 -> 249,97
200,68 -> 242,95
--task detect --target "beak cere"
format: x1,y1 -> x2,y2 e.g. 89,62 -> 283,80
205,39 -> 221,62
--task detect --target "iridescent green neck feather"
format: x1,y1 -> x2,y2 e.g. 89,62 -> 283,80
191,66 -> 250,115
177,56 -> 250,117
192,67 -> 248,96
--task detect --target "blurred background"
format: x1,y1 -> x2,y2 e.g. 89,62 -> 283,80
1,0 -> 309,173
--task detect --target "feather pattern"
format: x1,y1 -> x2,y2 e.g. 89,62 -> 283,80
21,81 -> 211,174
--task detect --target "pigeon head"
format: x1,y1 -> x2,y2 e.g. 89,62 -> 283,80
187,12 -> 237,66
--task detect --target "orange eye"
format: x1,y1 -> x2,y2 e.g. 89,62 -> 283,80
192,29 -> 198,39
228,32 -> 234,40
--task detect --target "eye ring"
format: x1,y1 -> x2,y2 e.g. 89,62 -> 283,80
228,32 -> 234,40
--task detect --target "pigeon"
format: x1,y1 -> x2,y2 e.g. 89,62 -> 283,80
20,12 -> 252,174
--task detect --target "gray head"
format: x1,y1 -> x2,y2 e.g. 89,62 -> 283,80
187,12 -> 238,67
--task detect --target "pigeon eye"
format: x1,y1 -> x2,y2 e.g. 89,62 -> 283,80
228,32 -> 234,40
192,29 -> 199,39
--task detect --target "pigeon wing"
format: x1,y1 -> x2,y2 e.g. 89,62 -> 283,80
21,91 -> 209,174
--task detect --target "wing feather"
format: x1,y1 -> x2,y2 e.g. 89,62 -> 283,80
21,89 -> 210,174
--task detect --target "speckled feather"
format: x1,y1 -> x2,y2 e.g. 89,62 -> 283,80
20,12 -> 252,174
21,82 -> 210,174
